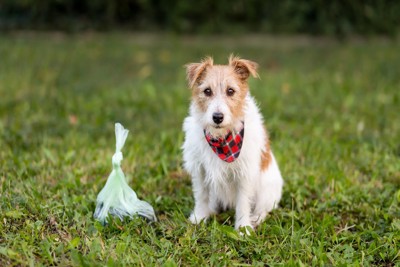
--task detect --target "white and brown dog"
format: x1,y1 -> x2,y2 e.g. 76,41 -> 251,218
182,55 -> 284,232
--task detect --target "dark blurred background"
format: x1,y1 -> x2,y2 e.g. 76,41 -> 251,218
1,0 -> 399,36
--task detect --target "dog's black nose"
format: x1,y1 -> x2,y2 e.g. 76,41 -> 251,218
212,112 -> 224,124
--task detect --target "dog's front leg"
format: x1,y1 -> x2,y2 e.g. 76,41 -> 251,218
235,184 -> 253,232
189,172 -> 213,224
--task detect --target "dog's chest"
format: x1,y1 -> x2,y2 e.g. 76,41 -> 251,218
202,160 -> 244,207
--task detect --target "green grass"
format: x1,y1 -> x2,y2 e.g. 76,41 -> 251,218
0,33 -> 399,266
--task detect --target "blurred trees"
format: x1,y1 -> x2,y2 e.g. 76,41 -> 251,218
1,0 -> 399,35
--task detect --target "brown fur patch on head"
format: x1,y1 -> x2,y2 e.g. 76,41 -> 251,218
226,74 -> 248,119
185,56 -> 214,88
229,55 -> 259,81
225,55 -> 259,119
261,130 -> 272,171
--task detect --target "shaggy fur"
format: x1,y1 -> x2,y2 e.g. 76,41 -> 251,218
182,55 -> 284,232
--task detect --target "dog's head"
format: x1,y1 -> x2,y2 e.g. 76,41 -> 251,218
186,55 -> 258,137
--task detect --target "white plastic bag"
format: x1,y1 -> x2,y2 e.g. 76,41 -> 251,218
94,123 -> 157,224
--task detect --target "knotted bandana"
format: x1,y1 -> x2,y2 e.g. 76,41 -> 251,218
204,124 -> 245,163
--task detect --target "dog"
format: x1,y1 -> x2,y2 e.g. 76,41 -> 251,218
182,55 -> 284,232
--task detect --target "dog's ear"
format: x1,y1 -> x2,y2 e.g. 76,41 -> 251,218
229,55 -> 259,81
185,57 -> 213,88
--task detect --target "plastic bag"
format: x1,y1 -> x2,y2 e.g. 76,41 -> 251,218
94,123 -> 157,224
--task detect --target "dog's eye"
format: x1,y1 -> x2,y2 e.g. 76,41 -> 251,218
227,88 -> 235,96
204,88 -> 212,97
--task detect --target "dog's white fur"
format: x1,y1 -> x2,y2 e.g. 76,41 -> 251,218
182,56 -> 284,231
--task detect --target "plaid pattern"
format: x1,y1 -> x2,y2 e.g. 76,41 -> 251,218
204,124 -> 245,163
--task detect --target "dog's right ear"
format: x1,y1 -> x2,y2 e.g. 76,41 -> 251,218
185,57 -> 213,88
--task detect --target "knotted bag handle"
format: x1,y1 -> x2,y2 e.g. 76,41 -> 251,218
112,123 -> 129,167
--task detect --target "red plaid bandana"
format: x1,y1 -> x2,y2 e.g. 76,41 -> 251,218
204,123 -> 245,163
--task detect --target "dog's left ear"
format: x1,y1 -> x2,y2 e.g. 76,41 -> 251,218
229,55 -> 259,81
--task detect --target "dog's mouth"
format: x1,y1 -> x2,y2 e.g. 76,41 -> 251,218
212,122 -> 229,129
207,120 -> 244,136
205,125 -> 230,138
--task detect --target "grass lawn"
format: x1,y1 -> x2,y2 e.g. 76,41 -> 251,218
0,33 -> 399,266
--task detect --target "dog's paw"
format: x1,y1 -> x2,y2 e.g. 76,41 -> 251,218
237,225 -> 255,236
250,212 -> 267,228
189,212 -> 208,224
235,218 -> 254,236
